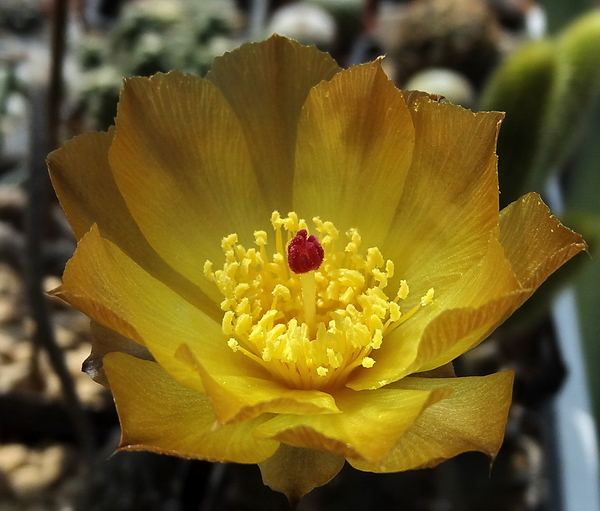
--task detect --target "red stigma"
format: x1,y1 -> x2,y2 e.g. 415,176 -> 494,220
287,229 -> 324,274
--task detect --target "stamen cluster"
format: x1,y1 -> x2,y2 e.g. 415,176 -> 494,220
204,212 -> 433,390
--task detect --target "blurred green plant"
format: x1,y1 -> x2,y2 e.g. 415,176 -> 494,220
480,9 -> 600,208
77,0 -> 238,131
567,98 -> 600,439
479,40 -> 555,208
479,10 -> 600,335
540,0 -> 595,33
0,0 -> 43,34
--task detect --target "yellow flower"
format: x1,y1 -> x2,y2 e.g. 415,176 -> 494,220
47,35 -> 586,501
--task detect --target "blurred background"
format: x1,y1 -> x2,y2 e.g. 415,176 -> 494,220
1,0 -> 600,509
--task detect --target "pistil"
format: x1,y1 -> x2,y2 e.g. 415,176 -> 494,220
286,229 -> 324,274
300,272 -> 317,335
287,229 -> 324,336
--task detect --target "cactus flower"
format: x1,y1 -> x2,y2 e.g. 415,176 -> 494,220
47,35 -> 586,501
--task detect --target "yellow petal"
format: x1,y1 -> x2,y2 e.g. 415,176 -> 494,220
109,71 -> 270,300
384,98 -> 503,293
499,192 -> 587,289
175,344 -> 339,424
47,129 -> 114,241
350,371 -> 514,472
104,352 -> 278,463
207,34 -> 341,213
293,60 -> 415,249
394,194 -> 586,376
253,386 -> 451,462
47,130 -> 213,312
258,444 -> 344,504
410,291 -> 525,373
55,225 -> 261,394
349,236 -> 520,388
405,237 -> 522,373
348,99 -> 503,388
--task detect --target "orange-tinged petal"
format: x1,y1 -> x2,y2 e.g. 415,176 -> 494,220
349,236 -> 520,389
344,101 -> 510,389
387,194 -> 587,377
399,237 -> 521,373
207,35 -> 341,213
47,130 -> 213,313
110,71 -> 270,301
410,291 -> 525,373
349,371 -> 514,472
411,194 -> 585,374
253,386 -> 451,462
347,100 -> 503,389
499,192 -> 587,289
55,225 -> 263,394
293,60 -> 415,249
47,129 -> 114,241
415,198 -> 584,372
384,98 -> 503,292
104,352 -> 278,463
175,344 -> 339,425
259,445 -> 344,504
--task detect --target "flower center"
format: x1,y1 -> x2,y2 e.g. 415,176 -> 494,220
204,212 -> 434,390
